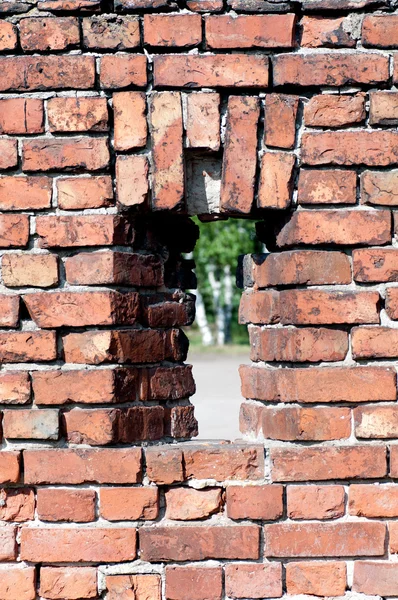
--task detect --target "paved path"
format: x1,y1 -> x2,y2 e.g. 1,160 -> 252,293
188,352 -> 248,440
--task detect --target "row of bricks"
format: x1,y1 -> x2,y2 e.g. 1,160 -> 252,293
2,13 -> 398,52
3,561 -> 398,600
3,482 -> 398,522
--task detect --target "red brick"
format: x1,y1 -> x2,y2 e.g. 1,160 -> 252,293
361,170 -> 398,205
226,484 -> 283,520
0,373 -> 30,405
260,406 -> 351,441
57,176 -> 113,210
3,254 -> 58,289
107,575 -> 161,600
301,16 -> 356,47
389,523 -> 398,553
32,368 -> 138,405
206,14 -> 295,48
0,331 -> 56,363
165,405 -> 198,439
264,94 -> 298,149
121,406 -> 164,443
369,91 -> 398,125
145,365 -> 195,401
3,409 -> 58,440
183,443 -> 264,481
350,484 -> 398,518
0,176 -> 51,211
250,326 -> 348,362
298,169 -> 356,204
273,52 -> 388,86
37,488 -> 95,522
273,209 -> 391,247
144,14 -> 202,47
113,91 -> 147,151
286,561 -> 346,596
240,365 -> 396,403
0,452 -> 20,484
24,290 -> 138,328
302,0 -> 382,6
40,567 -> 97,600
0,488 -> 34,522
0,528 -> 16,560
47,97 -> 108,133
354,562 -> 398,595
100,487 -> 158,521
353,248 -> 398,282
386,288 -> 398,320
258,151 -> 295,209
20,17 -> 79,51
153,54 -> 269,88
145,446 -> 184,485
0,21 -> 16,50
100,54 -> 147,89
64,408 -> 120,445
0,138 -> 17,169
362,14 -> 398,47
23,448 -> 142,484
22,137 -> 109,171
21,527 -> 136,563
0,98 -> 43,134
225,563 -> 282,599
221,96 -> 260,214
185,92 -> 220,151
354,405 -> 398,439
305,93 -> 365,127
150,92 -> 184,211
288,485 -> 345,520
82,15 -> 140,49
265,522 -> 385,557
0,567 -> 36,600
116,154 -> 149,207
270,446 -> 387,482
166,566 -> 222,600
38,0 -> 101,8
0,55 -> 95,91
302,130 -> 398,166
165,487 -> 221,520
352,326 -> 398,359
188,0 -> 223,11
140,525 -> 260,561
36,215 -> 132,248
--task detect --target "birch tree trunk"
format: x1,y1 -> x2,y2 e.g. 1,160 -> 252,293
223,264 -> 233,344
208,265 -> 225,346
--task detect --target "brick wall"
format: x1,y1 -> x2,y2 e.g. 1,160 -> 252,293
1,0 -> 398,598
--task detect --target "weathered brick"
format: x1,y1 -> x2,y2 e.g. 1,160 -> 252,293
165,405 -> 198,439
153,54 -> 269,88
100,54 -> 147,89
352,326 -> 398,359
0,567 -> 36,600
185,92 -> 220,151
286,561 -> 347,596
113,91 -> 147,151
37,488 -> 96,522
64,408 -> 120,445
273,52 -> 389,86
82,15 -> 140,49
100,487 -> 158,520
225,563 -> 282,599
353,562 -> 398,595
0,55 -> 95,91
23,448 -> 142,484
273,209 -> 391,247
206,14 -> 295,48
0,452 -> 20,483
250,326 -> 348,362
353,248 -> 398,282
0,331 -> 56,363
301,15 -> 356,47
3,254 -> 58,288
57,176 -> 113,210
140,525 -> 260,561
0,295 -> 19,328
264,94 -> 298,149
165,487 -> 222,520
107,575 -> 161,600
47,97 -> 108,133
0,372 -> 30,405
389,523 -> 398,553
0,488 -> 34,522
38,0 -> 101,8
240,365 -> 396,403
145,365 -> 195,401
298,169 -> 357,204
0,21 -> 16,50
40,567 -> 97,600
362,14 -> 398,47
145,446 -> 184,485
144,14 -> 202,47
350,484 -> 398,518
0,528 -> 16,560
221,96 -> 260,214
0,138 -> 17,169
226,484 -> 282,520
0,176 -> 51,211
270,446 -> 387,482
354,405 -> 398,439
22,137 -> 109,171
20,17 -> 79,51
166,566 -> 222,600
116,154 -> 149,207
386,288 -> 398,320
361,170 -> 398,205
305,93 -> 365,127
370,91 -> 398,125
3,409 -> 59,440
0,98 -> 43,134
36,215 -> 133,248
183,443 -> 264,481
261,406 -> 351,441
258,151 -> 295,209
21,528 -> 136,563
287,485 -> 345,520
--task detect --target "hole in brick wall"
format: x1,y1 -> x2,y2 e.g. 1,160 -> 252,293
184,216 -> 263,440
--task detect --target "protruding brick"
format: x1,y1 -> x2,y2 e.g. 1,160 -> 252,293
353,248 -> 398,282
305,93 -> 365,127
40,567 -> 97,600
100,487 -> 158,521
57,176 -> 113,210
0,372 -> 30,405
107,575 -> 161,600
166,566 -> 222,600
113,91 -> 147,151
100,54 -> 147,89
221,96 -> 260,214
362,14 -> 398,47
24,448 -> 142,484
225,563 -> 282,599
183,443 -> 264,481
0,98 -> 43,134
0,567 -> 36,600
36,215 -> 133,248
116,154 -> 149,207
144,14 -> 202,47
0,452 -> 20,484
258,151 -> 295,209
206,14 -> 295,48
260,405 -> 351,441
0,488 -> 34,522
226,484 -> 283,520
82,15 -> 140,49
22,137 -> 109,171
0,331 -> 56,363
264,93 -> 298,149
301,15 -> 356,47
270,446 -> 387,482
19,17 -> 79,51
21,528 -> 136,563
140,525 -> 260,561
165,487 -> 222,520
298,169 -> 356,204
286,561 -> 347,596
37,488 -> 96,522
3,254 -> 58,288
361,170 -> 398,205
287,485 -> 345,520
3,409 -> 59,440
185,92 -> 220,151
47,97 -> 108,133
